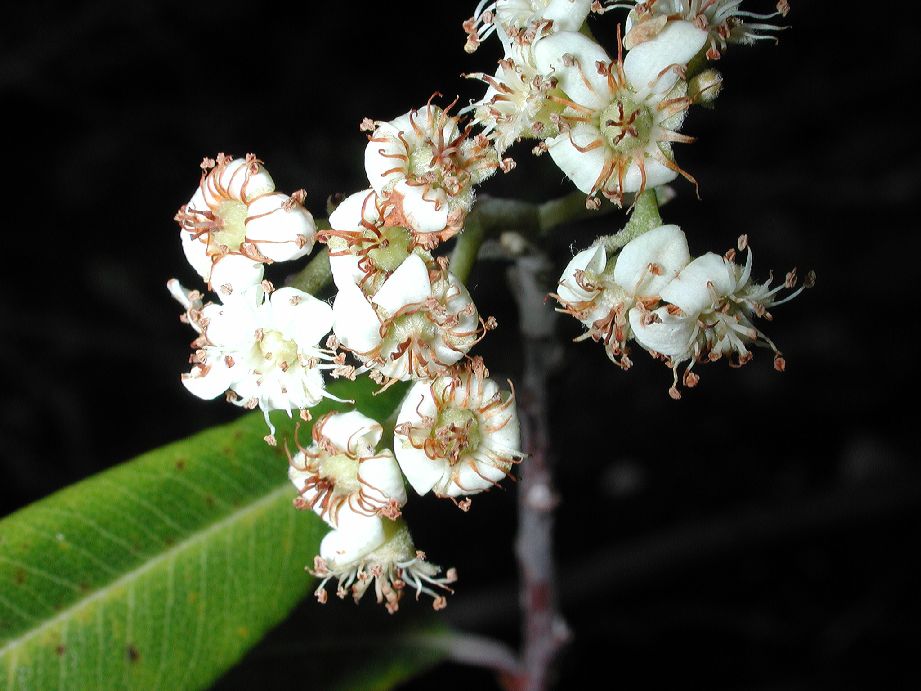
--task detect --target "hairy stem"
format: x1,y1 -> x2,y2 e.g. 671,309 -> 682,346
450,211 -> 486,284
601,188 -> 663,252
287,246 -> 331,295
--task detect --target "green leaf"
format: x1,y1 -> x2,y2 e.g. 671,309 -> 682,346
0,378 -> 408,691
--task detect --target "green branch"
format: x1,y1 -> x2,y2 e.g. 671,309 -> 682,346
288,191 -> 619,292
601,189 -> 663,252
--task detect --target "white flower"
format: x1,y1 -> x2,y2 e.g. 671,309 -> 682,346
464,46 -> 559,153
394,359 -> 523,504
364,104 -> 498,241
630,235 -> 813,396
463,0 -> 593,53
311,517 -> 457,612
323,189 -> 434,292
553,224 -> 690,366
533,25 -> 706,205
288,410 -> 407,525
176,284 -> 337,440
175,153 -> 317,293
332,254 -> 491,383
622,0 -> 790,58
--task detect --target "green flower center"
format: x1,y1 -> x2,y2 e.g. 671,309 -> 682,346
317,453 -> 360,495
435,407 -> 481,461
259,329 -> 298,369
599,96 -> 654,154
368,226 -> 412,272
210,200 -> 248,253
408,144 -> 436,179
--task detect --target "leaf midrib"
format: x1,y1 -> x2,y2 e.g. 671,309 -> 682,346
0,481 -> 293,661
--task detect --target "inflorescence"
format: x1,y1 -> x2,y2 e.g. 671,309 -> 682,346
169,0 -> 804,612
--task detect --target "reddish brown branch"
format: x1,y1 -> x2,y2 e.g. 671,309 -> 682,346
507,254 -> 569,691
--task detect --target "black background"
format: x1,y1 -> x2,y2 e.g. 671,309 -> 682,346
1,2 -> 919,689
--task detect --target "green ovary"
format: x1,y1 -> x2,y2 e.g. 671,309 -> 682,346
599,96 -> 654,154
382,312 -> 437,351
209,200 -> 248,252
367,226 -> 412,272
437,407 -> 481,455
408,144 -> 436,180
318,453 -> 361,494
259,330 -> 298,368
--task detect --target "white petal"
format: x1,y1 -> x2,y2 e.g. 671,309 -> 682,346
431,273 -> 479,366
377,356 -> 413,383
547,124 -> 607,194
398,380 -> 439,422
485,408 -> 521,458
394,180 -> 450,234
319,513 -> 386,565
288,462 -> 312,494
372,253 -> 432,316
244,193 -> 316,262
557,245 -> 607,304
201,300 -> 260,351
394,441 -> 445,496
613,224 -> 690,298
209,255 -> 265,303
393,382 -> 444,495
661,252 -> 736,315
619,152 -> 678,193
328,189 -> 380,231
205,158 -> 276,205
444,458 -> 504,497
364,123 -> 408,193
543,0 -> 593,31
180,230 -> 214,281
320,410 -> 383,455
282,367 -> 328,410
182,352 -> 236,400
329,252 -> 366,291
629,305 -> 696,360
268,287 -> 333,348
332,281 -> 382,354
623,20 -> 707,97
534,31 -> 612,111
358,451 -> 407,507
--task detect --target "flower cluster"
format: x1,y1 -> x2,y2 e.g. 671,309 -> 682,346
459,0 -> 806,389
286,410 -> 457,612
169,0 -> 804,614
172,130 -> 523,611
463,0 -> 789,206
169,154 -> 339,443
553,226 -> 813,397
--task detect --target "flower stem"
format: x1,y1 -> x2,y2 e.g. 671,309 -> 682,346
601,188 -> 663,252
452,191 -> 617,283
450,211 -> 486,284
287,191 -> 618,292
286,246 -> 331,295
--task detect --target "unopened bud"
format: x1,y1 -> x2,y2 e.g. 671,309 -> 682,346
688,68 -> 723,107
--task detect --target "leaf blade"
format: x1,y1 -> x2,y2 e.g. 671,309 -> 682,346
0,378 -> 407,690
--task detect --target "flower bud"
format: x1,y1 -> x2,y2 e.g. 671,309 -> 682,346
688,68 -> 723,106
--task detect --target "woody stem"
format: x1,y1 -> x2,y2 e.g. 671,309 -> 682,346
508,251 -> 568,691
